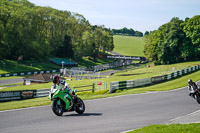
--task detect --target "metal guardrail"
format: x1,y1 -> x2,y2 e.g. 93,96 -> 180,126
0,89 -> 50,102
110,64 -> 200,93
0,82 -> 102,102
0,90 -> 37,102
36,89 -> 50,98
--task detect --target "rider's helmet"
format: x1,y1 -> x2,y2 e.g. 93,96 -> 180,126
188,79 -> 193,85
52,75 -> 60,84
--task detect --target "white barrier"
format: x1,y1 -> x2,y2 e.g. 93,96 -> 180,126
110,64 -> 200,93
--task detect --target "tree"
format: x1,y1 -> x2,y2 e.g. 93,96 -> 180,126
0,0 -> 114,60
135,31 -> 143,37
112,27 -> 141,36
183,15 -> 200,58
144,17 -> 195,64
57,34 -> 73,58
144,30 -> 160,63
144,31 -> 149,36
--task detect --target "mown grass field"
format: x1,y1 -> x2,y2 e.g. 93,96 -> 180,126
113,35 -> 145,56
127,123 -> 200,133
0,60 -> 60,74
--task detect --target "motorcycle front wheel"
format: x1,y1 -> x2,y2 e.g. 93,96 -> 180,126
52,99 -> 64,116
75,98 -> 85,114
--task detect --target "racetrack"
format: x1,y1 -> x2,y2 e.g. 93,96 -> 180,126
0,87 -> 200,133
0,78 -> 23,85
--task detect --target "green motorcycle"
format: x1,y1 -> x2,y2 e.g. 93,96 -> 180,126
49,85 -> 85,116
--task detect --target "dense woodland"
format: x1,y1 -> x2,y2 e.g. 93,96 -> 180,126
112,27 -> 143,37
0,0 -> 114,60
1,0 -> 200,65
144,16 -> 200,65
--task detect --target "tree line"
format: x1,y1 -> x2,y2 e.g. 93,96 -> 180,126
112,27 -> 143,37
0,0 -> 114,61
144,16 -> 200,65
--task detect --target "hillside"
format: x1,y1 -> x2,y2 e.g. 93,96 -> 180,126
113,35 -> 145,56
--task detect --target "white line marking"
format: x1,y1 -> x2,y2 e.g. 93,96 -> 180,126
121,127 -> 141,133
0,105 -> 50,113
165,109 -> 200,124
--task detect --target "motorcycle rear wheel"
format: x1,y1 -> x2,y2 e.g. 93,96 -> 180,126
52,99 -> 64,116
196,94 -> 200,104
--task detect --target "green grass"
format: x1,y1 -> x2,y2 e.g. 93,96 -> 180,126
0,55 -> 114,75
113,35 -> 145,56
0,97 -> 51,111
127,123 -> 200,133
112,61 -> 200,81
0,60 -> 60,74
0,76 -> 24,80
78,56 -> 114,67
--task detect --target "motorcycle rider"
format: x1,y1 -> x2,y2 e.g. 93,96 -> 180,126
50,75 -> 76,98
188,79 -> 198,97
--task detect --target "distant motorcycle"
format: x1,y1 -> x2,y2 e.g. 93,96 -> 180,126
49,86 -> 85,116
190,86 -> 200,104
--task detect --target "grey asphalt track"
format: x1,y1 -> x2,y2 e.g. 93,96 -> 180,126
0,78 -> 23,85
1,86 -> 200,133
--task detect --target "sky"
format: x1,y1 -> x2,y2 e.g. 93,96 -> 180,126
28,0 -> 200,33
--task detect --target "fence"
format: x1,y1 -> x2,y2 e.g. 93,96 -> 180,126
61,68 -> 95,77
73,83 -> 95,93
95,81 -> 108,91
93,60 -> 133,72
0,89 -> 47,102
110,64 -> 200,93
0,81 -> 108,102
60,60 -> 133,79
73,81 -> 107,93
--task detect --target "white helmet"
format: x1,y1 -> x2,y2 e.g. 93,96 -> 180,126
188,79 -> 192,84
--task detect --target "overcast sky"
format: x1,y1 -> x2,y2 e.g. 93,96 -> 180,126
28,0 -> 200,33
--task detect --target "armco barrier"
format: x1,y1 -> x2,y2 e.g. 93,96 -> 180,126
0,89 -> 50,102
110,64 -> 200,93
0,90 -> 37,102
0,82 -> 97,102
36,89 -> 50,98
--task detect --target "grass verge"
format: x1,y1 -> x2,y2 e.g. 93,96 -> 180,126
0,60 -> 60,74
127,123 -> 200,133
